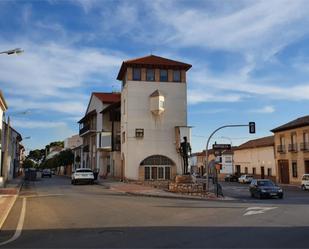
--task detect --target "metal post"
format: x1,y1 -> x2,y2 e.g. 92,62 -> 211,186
205,124 -> 249,190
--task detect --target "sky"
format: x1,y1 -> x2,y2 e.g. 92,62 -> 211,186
1,0 -> 309,153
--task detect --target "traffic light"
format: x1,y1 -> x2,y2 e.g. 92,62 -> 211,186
249,122 -> 256,134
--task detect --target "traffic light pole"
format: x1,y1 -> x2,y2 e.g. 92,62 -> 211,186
205,124 -> 254,191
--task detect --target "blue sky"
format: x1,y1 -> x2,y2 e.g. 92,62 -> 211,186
1,0 -> 309,153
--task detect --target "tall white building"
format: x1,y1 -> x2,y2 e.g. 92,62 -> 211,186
117,55 -> 192,181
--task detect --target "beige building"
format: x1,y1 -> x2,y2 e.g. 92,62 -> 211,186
233,136 -> 276,181
271,116 -> 309,184
78,92 -> 121,177
117,55 -> 192,181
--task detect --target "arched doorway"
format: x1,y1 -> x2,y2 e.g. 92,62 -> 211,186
139,155 -> 175,181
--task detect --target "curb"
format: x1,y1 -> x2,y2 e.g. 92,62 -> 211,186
0,179 -> 24,231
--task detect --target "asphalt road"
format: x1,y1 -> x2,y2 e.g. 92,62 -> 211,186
0,176 -> 309,248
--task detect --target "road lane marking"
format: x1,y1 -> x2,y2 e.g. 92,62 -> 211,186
0,197 -> 26,247
22,193 -> 65,198
0,195 -> 17,230
244,206 -> 277,216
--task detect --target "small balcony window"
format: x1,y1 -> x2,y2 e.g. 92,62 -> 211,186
146,69 -> 155,81
135,128 -> 144,138
173,70 -> 181,82
160,69 -> 168,82
133,68 -> 141,81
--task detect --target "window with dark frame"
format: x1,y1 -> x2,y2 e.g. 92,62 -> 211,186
158,167 -> 164,179
267,168 -> 272,176
292,161 -> 298,177
165,167 -> 171,180
245,167 -> 248,174
145,167 -> 150,180
146,69 -> 155,81
135,128 -> 144,138
151,167 -> 158,180
173,70 -> 181,82
133,68 -> 141,81
253,167 -> 256,175
160,69 -> 168,81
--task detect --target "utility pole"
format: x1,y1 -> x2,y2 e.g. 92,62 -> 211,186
205,123 -> 255,190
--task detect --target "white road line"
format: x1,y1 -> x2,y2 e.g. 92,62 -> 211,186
0,195 -> 17,230
243,206 -> 277,216
0,197 -> 26,247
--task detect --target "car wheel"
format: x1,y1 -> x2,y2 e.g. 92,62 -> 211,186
301,185 -> 306,191
71,180 -> 75,185
250,192 -> 254,198
257,192 -> 262,199
279,194 -> 283,199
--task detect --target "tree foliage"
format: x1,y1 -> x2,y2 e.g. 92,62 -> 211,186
40,149 -> 74,169
23,159 -> 36,169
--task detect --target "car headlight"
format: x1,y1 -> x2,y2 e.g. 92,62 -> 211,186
261,189 -> 267,193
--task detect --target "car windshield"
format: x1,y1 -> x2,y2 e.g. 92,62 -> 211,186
257,181 -> 274,187
76,169 -> 93,173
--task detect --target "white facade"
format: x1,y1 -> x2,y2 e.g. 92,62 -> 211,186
220,154 -> 233,174
121,80 -> 188,180
0,91 -> 8,186
234,146 -> 276,178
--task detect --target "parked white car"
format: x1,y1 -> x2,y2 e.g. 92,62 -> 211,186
301,174 -> 309,190
238,175 -> 253,184
71,168 -> 94,185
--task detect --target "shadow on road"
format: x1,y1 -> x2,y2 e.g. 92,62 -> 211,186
1,226 -> 309,248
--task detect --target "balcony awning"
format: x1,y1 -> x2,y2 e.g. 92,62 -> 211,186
100,101 -> 121,114
78,110 -> 97,124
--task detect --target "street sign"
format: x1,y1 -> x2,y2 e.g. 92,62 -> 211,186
212,144 -> 231,150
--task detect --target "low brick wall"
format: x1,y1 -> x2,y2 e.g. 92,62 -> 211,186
169,182 -> 205,195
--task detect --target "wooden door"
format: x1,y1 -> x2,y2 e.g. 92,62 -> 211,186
279,160 -> 290,184
261,166 -> 265,179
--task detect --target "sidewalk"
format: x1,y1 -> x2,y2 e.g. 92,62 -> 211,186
0,177 -> 23,230
98,179 -> 232,201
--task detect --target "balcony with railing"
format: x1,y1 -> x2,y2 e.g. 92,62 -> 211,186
79,124 -> 96,136
277,145 -> 286,153
288,143 -> 298,152
300,142 -> 309,152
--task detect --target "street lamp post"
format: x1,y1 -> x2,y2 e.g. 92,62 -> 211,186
205,124 -> 254,190
0,48 -> 24,55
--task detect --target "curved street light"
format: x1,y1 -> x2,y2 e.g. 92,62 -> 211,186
0,48 -> 24,55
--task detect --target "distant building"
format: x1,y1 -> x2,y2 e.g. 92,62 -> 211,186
271,115 -> 309,184
78,92 -> 121,176
64,134 -> 82,150
233,136 -> 276,181
64,134 -> 83,172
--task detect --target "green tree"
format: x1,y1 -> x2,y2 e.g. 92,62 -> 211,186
23,159 -> 35,169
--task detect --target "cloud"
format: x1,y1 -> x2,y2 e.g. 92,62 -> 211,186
149,0 -> 309,57
6,98 -> 86,115
188,89 -> 244,104
11,119 -> 67,129
249,106 -> 275,114
0,41 -> 123,99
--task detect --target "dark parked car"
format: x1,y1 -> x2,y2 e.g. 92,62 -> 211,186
42,168 -> 52,178
224,174 -> 239,182
249,179 -> 283,199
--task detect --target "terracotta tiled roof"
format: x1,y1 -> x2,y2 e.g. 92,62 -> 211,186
235,136 -> 274,150
271,115 -> 309,133
117,54 -> 192,80
93,92 -> 121,103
